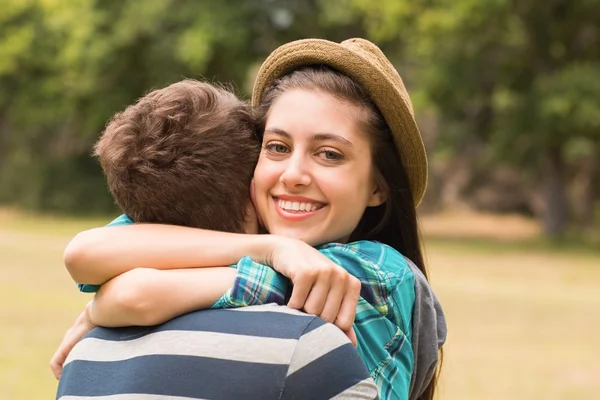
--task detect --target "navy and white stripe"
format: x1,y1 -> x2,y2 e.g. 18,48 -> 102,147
57,305 -> 378,400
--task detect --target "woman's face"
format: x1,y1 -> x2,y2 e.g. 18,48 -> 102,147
253,89 -> 386,246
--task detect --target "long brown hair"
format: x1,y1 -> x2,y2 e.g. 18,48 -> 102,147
255,65 -> 442,400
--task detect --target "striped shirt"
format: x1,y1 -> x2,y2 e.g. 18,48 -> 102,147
213,242 -> 416,400
57,305 -> 378,400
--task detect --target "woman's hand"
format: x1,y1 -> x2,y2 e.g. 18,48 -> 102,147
50,302 -> 95,380
263,237 -> 361,339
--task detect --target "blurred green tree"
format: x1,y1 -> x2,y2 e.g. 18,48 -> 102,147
350,0 -> 600,236
0,0 -> 365,214
1,0 -> 599,239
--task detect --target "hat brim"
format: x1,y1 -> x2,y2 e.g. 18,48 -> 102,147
252,39 -> 427,206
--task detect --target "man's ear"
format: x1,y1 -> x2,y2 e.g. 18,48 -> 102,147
367,184 -> 386,207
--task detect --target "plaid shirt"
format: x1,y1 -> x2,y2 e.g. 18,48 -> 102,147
213,241 -> 416,400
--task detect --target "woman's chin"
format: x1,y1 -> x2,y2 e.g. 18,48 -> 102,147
267,224 -> 349,247
269,228 -> 318,246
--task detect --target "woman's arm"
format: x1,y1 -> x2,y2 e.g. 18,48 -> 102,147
64,224 -> 278,285
64,224 -> 361,334
89,267 -> 237,327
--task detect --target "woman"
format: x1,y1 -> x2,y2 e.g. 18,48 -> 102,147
60,39 -> 446,400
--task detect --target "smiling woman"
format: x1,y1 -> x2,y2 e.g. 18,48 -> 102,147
253,79 -> 386,246
247,62 -> 446,399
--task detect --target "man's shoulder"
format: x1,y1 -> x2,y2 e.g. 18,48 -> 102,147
59,306 -> 375,400
59,306 -> 323,400
84,305 -> 319,343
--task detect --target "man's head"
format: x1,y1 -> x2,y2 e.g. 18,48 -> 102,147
95,79 -> 260,233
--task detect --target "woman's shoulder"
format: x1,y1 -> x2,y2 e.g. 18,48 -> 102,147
318,241 -> 415,286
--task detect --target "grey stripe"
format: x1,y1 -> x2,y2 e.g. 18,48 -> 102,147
286,323 -> 348,376
64,330 -> 297,366
228,304 -> 307,316
59,395 -> 203,400
330,378 -> 380,399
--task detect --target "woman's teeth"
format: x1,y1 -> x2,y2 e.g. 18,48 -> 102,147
277,199 -> 322,212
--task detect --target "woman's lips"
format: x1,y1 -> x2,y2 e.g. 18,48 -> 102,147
272,196 -> 327,221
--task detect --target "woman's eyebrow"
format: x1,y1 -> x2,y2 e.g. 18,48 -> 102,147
312,133 -> 353,147
264,127 -> 291,139
264,127 -> 353,147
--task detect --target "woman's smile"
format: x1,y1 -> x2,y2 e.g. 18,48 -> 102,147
272,194 -> 328,221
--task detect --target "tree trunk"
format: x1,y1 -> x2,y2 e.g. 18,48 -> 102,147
576,147 -> 599,231
542,145 -> 569,236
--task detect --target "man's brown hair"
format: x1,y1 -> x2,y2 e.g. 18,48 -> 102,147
94,79 -> 260,233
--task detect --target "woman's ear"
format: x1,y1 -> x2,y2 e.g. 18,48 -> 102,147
367,184 -> 386,207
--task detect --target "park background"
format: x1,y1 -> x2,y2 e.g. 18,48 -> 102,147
1,0 -> 599,399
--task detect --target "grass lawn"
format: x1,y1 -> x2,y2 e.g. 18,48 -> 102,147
1,210 -> 599,399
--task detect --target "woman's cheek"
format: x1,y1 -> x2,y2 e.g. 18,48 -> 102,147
252,173 -> 273,228
250,179 -> 266,229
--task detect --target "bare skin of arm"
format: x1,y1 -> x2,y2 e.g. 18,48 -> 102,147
63,224 -> 361,331
89,267 -> 237,327
63,224 -> 274,285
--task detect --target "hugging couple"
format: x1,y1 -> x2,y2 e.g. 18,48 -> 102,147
52,38 -> 447,400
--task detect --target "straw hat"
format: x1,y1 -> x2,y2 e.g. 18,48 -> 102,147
252,38 -> 428,206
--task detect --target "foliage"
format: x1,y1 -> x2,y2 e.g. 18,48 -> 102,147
350,0 -> 600,234
0,0 -> 599,235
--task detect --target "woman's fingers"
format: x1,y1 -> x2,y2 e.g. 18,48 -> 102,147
317,272 -> 347,323
333,276 -> 361,332
287,273 -> 314,310
344,327 -> 358,347
303,275 -> 331,317
50,302 -> 96,380
272,239 -> 361,330
288,261 -> 360,334
49,323 -> 87,379
50,335 -> 69,379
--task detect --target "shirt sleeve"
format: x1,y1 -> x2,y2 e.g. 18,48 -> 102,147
358,283 -> 414,400
319,243 -> 416,399
77,214 -> 134,293
211,256 -> 291,309
318,243 -> 414,335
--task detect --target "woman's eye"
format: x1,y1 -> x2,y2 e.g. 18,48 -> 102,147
264,143 -> 290,153
318,150 -> 344,161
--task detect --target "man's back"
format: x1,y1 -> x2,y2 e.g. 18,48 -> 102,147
58,305 -> 378,400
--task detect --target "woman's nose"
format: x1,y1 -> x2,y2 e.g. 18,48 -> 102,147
279,156 -> 311,187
